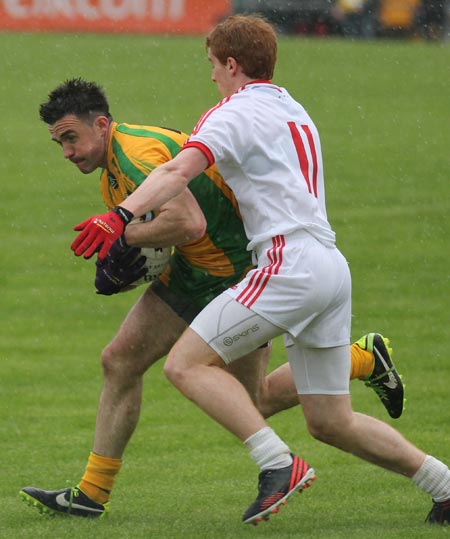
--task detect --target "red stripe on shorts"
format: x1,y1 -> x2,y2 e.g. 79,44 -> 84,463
236,235 -> 285,308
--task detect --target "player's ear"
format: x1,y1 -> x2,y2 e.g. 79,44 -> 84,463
226,56 -> 238,74
94,115 -> 110,133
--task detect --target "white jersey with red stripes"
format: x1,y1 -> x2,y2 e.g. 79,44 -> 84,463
183,80 -> 336,251
186,80 -> 350,350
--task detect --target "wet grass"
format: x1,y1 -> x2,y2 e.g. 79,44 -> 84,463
1,31 -> 449,539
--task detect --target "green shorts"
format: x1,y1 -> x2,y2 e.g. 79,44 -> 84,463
152,251 -> 252,322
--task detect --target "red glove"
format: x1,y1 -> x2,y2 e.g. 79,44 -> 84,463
71,206 -> 134,259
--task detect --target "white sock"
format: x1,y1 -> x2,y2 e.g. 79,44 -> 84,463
244,426 -> 292,471
412,455 -> 450,502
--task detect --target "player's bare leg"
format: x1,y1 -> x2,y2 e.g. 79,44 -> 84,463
226,343 -> 271,413
257,362 -> 298,418
258,338 -> 403,420
164,328 -> 316,523
232,344 -> 374,419
20,287 -> 188,517
165,328 -> 268,440
299,392 -> 424,475
93,288 -> 188,457
284,345 -> 450,520
20,292 -> 283,518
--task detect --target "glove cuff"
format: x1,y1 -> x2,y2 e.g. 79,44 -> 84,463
113,205 -> 134,225
116,234 -> 130,250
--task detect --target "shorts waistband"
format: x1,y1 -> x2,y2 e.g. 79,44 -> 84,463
253,228 -> 314,259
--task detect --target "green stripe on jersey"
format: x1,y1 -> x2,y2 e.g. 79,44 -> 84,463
115,125 -> 182,158
112,138 -> 147,185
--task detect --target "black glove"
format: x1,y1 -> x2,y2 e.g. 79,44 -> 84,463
95,238 -> 148,296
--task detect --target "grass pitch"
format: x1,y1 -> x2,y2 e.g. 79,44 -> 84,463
0,31 -> 449,539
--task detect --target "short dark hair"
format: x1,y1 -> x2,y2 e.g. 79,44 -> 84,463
39,78 -> 112,125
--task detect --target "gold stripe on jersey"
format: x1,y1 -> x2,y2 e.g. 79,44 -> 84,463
176,234 -> 238,277
99,122 -> 248,278
100,123 -> 184,208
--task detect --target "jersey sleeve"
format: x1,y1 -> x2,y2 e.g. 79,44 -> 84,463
185,98 -> 251,168
182,140 -> 216,167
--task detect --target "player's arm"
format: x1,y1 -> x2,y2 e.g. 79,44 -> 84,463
124,188 -> 206,248
72,147 -> 208,259
121,147 -> 208,223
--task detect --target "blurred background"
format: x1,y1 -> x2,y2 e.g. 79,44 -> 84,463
234,0 -> 450,40
0,0 -> 449,40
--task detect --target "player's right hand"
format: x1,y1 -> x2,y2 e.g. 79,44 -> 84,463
71,206 -> 134,260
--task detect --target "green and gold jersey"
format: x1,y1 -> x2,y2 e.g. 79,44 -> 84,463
100,122 -> 253,307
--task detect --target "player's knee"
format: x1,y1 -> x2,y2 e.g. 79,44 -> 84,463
163,353 -> 184,387
257,398 -> 275,419
257,380 -> 299,419
100,341 -> 148,380
101,343 -> 124,377
164,349 -> 196,390
305,415 -> 346,445
248,384 -> 270,417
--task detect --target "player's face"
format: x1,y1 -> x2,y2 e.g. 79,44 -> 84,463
49,114 -> 110,174
207,49 -> 236,98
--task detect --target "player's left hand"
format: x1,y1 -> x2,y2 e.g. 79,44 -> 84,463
71,206 -> 134,259
95,241 -> 148,296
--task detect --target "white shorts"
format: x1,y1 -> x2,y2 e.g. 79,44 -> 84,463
285,343 -> 350,395
189,230 -> 352,394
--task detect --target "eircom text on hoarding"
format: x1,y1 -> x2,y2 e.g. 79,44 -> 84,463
0,0 -> 231,33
